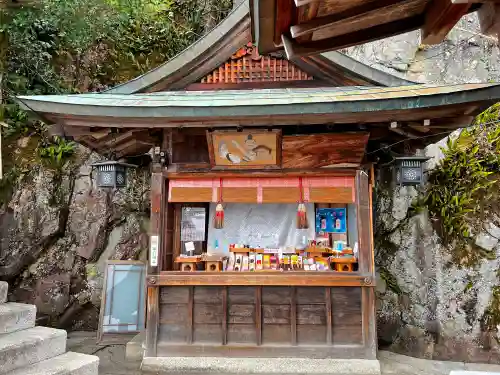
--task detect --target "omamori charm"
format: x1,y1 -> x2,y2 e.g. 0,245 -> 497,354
297,203 -> 308,229
214,203 -> 224,229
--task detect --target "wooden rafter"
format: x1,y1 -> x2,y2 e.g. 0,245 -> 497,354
478,2 -> 500,38
282,15 -> 422,58
290,0 -> 416,39
421,0 -> 471,44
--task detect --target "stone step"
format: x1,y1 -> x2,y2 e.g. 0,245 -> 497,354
0,282 -> 7,304
0,326 -> 66,374
5,351 -> 99,375
0,303 -> 36,335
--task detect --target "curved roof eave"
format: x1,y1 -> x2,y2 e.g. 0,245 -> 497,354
105,1 -> 252,94
318,52 -> 417,87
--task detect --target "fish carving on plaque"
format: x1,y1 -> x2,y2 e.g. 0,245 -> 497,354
207,130 -> 281,168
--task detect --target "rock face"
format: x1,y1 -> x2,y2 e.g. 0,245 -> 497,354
343,10 -> 500,363
0,142 -> 150,330
344,14 -> 500,84
374,138 -> 500,363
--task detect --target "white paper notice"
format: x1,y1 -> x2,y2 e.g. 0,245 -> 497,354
150,235 -> 159,267
185,241 -> 195,253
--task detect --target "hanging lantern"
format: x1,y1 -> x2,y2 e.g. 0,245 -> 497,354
214,178 -> 224,229
393,156 -> 429,186
91,160 -> 137,188
296,177 -> 309,229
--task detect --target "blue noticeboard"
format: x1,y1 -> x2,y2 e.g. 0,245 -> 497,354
315,208 -> 347,234
98,261 -> 146,341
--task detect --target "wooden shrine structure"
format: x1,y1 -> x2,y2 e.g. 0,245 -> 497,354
14,1 -> 500,373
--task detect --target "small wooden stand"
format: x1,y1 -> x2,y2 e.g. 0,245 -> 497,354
330,257 -> 357,272
175,256 -> 202,272
202,254 -> 226,272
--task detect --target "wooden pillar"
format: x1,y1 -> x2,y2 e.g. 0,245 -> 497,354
356,169 -> 374,275
356,168 -> 377,358
145,159 -> 166,357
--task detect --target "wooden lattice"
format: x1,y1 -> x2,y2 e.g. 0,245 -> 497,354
200,42 -> 313,83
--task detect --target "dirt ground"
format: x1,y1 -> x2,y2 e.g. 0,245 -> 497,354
67,331 -> 500,375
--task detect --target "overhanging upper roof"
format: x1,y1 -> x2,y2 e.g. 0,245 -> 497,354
105,1 -> 415,95
18,83 -> 500,123
252,0 -> 481,58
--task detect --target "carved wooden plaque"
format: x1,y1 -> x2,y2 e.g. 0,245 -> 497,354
207,130 -> 281,169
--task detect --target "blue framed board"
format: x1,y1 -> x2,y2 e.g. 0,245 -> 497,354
315,208 -> 347,234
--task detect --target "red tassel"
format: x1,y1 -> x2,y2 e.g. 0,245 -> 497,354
214,203 -> 224,229
296,203 -> 308,229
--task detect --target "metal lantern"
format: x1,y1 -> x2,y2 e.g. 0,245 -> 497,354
393,156 -> 430,186
91,161 -> 137,188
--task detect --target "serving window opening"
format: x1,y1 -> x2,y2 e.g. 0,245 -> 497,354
173,199 -> 359,273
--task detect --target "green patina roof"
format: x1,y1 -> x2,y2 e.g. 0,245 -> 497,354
17,83 -> 500,119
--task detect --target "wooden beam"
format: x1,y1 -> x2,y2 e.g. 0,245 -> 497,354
389,125 -> 420,139
452,0 -> 500,3
478,2 -> 500,38
294,0 -> 317,6
282,15 -> 422,57
154,271 -> 375,287
275,0 -> 296,46
290,0 -> 412,39
421,0 -> 471,44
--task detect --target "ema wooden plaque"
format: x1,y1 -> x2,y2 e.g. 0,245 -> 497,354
207,130 -> 281,169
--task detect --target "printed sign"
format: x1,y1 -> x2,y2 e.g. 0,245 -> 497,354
150,235 -> 159,267
315,208 -> 347,234
181,207 -> 206,242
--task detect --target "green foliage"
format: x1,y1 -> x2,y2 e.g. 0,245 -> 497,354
1,0 -> 233,94
413,104 -> 500,266
37,136 -> 76,170
0,0 -> 232,180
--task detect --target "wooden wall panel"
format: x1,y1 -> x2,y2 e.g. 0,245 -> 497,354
227,324 -> 256,343
193,324 -> 222,343
282,133 -> 369,168
332,287 -> 362,344
158,285 -> 367,353
263,305 -> 291,324
262,324 -> 291,344
262,287 -> 292,304
296,287 -> 324,304
160,304 -> 189,324
222,187 -> 258,203
160,286 -> 190,304
171,131 -> 210,164
159,323 -> 188,343
297,305 -> 326,325
309,187 -> 354,203
170,187 -> 212,202
262,187 -> 300,203
228,286 -> 255,304
229,304 -> 255,324
194,304 -> 223,324
297,325 -> 327,344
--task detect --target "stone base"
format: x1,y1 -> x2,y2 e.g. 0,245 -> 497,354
125,332 -> 144,361
141,357 -> 381,375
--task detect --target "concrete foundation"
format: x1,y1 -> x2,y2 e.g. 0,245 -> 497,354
141,357 -> 382,375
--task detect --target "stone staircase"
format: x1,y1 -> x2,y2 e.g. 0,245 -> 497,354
0,281 -> 99,375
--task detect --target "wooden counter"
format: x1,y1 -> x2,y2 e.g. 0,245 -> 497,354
151,272 -> 374,287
